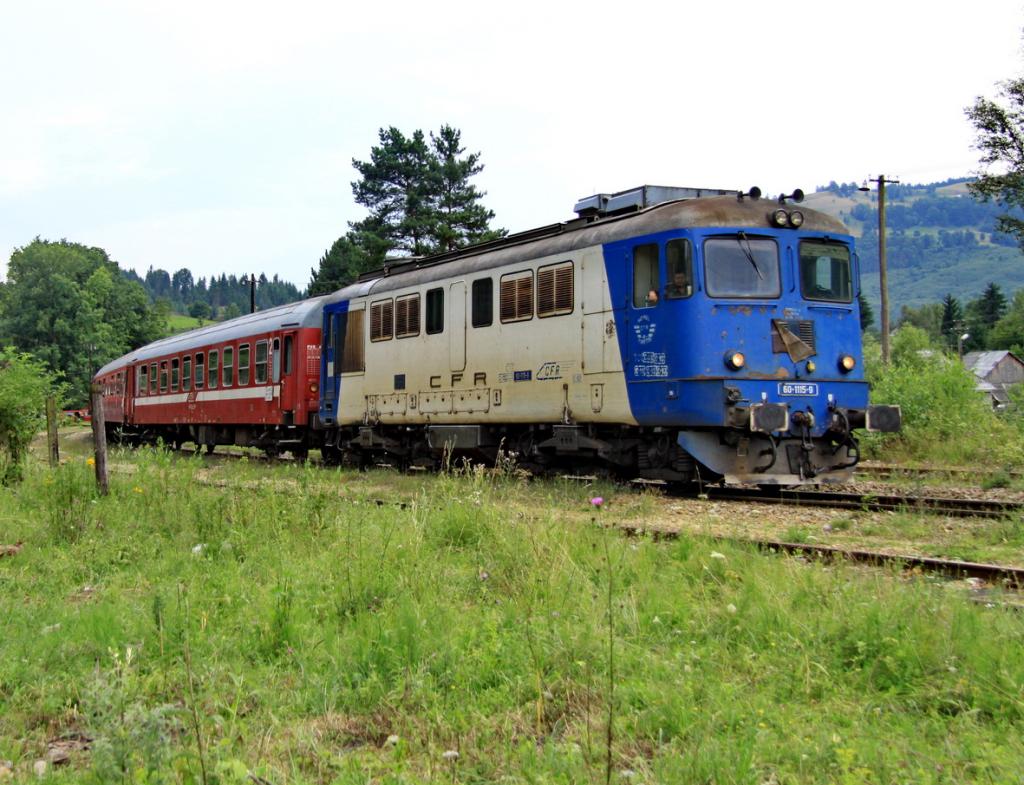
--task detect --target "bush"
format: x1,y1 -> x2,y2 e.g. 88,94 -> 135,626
866,326 -> 1024,464
0,348 -> 62,483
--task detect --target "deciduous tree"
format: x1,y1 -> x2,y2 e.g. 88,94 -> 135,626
966,77 -> 1024,248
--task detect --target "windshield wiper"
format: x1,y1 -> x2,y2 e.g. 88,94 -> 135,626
737,232 -> 764,280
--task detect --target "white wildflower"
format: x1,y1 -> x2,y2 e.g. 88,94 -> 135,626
442,749 -> 459,762
710,551 -> 726,561
726,603 -> 738,615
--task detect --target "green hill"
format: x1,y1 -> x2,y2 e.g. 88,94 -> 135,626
805,179 -> 1024,315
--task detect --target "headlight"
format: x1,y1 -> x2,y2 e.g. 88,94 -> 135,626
310,382 -> 319,393
789,210 -> 804,228
838,355 -> 856,373
770,208 -> 789,227
805,360 -> 816,373
725,351 -> 745,370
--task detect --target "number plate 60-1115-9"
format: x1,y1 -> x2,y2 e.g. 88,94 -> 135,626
778,382 -> 818,396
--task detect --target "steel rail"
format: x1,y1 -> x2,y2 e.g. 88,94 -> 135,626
615,524 -> 1024,587
691,486 -> 1024,519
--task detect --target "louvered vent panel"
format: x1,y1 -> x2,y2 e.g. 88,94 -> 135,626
516,276 -> 533,319
554,265 -> 573,313
537,269 -> 555,315
500,273 -> 533,322
797,320 -> 815,351
395,296 -> 420,337
341,311 -> 365,372
370,300 -> 393,341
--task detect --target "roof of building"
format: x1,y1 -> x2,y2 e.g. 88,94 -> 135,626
963,350 -> 1023,379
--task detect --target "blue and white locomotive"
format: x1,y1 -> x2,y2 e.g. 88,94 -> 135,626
315,185 -> 900,484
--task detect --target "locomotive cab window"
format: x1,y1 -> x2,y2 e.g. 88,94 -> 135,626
472,278 -> 493,327
426,288 -> 444,334
632,244 -> 659,307
500,271 -> 533,322
666,239 -> 694,299
799,241 -> 853,303
208,350 -> 219,389
704,235 -> 781,299
238,344 -> 251,386
537,262 -> 573,318
222,347 -> 234,387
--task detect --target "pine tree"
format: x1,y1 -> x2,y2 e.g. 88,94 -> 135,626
308,234 -> 374,295
431,125 -> 506,252
350,127 -> 438,258
940,293 -> 963,348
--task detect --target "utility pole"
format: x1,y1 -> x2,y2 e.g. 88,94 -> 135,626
249,273 -> 257,314
860,175 -> 899,364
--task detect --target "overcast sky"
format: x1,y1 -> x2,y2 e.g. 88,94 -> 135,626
2,1 -> 1022,289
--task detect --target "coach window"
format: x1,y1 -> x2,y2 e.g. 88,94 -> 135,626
666,239 -> 694,299
283,336 -> 293,375
426,288 -> 444,334
159,362 -> 168,393
271,339 -> 281,382
223,346 -> 234,387
395,294 -> 421,338
238,344 -> 251,386
195,353 -> 205,389
370,299 -> 394,342
537,262 -> 574,318
704,236 -> 781,299
472,278 -> 493,327
183,357 -> 192,392
171,358 -> 180,392
208,350 -> 219,389
138,365 -> 148,395
500,271 -> 533,323
633,244 -> 660,307
256,340 -> 269,384
149,363 -> 158,394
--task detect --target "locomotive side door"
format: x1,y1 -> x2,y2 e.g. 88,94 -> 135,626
449,281 -> 466,372
625,242 -> 669,382
581,247 -> 623,374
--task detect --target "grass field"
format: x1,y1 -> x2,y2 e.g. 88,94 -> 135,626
1,443 -> 1023,783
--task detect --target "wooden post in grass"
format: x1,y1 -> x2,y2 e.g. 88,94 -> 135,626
90,384 -> 108,495
45,396 -> 59,467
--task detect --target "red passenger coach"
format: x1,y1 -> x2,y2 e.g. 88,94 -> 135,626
93,297 -> 325,457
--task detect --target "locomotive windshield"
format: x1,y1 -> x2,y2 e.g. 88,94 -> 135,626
799,240 -> 853,303
704,235 -> 780,298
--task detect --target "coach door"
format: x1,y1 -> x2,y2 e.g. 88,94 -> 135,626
277,333 -> 296,412
450,281 -> 466,372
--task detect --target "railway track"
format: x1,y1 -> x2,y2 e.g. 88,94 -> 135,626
616,524 -> 1024,588
695,485 -> 1024,519
857,462 -> 1024,482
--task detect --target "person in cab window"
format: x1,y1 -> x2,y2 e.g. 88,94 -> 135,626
646,289 -> 659,306
668,272 -> 691,298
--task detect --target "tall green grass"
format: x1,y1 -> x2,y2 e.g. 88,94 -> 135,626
0,450 -> 1022,782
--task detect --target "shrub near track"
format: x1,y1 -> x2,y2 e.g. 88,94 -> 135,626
0,450 -> 1023,783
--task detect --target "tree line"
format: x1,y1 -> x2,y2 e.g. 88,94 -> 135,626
129,268 -> 302,322
898,282 -> 1024,354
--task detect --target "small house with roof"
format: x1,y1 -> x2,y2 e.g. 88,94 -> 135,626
962,350 -> 1024,409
